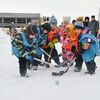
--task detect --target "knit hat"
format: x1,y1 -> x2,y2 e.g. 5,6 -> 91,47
50,16 -> 58,25
42,23 -> 51,32
26,24 -> 38,35
74,21 -> 84,30
63,16 -> 70,24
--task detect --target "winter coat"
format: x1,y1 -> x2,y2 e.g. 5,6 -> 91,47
60,24 -> 78,50
88,20 -> 99,37
60,24 -> 78,61
43,26 -> 60,49
11,32 -> 42,60
79,33 -> 100,62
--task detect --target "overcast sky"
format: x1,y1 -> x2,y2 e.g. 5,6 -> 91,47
0,0 -> 100,24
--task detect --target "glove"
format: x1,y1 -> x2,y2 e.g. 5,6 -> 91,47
26,55 -> 32,60
48,39 -> 58,48
71,45 -> 76,53
52,39 -> 58,43
79,42 -> 86,53
83,43 -> 89,50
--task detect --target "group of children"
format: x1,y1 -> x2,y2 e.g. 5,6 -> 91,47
10,16 -> 100,77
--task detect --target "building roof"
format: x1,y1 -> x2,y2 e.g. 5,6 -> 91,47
0,13 -> 40,18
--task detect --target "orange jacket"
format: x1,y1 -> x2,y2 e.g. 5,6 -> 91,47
48,26 -> 59,42
61,24 -> 78,50
43,26 -> 59,49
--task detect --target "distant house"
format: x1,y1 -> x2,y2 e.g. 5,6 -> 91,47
0,13 -> 40,28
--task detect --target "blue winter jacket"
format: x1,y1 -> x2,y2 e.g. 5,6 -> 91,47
12,31 -> 43,60
79,33 -> 100,62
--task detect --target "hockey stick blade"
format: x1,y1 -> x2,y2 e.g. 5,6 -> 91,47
52,71 -> 65,76
52,67 -> 69,76
52,72 -> 61,76
52,57 -> 76,76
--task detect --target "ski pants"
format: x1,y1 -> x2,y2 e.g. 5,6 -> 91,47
32,55 -> 42,66
18,57 -> 27,76
75,53 -> 96,73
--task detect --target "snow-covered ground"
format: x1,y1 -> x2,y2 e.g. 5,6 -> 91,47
0,29 -> 100,100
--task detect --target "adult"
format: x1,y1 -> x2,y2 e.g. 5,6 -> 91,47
88,15 -> 99,37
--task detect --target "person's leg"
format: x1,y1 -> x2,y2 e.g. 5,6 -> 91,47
51,46 -> 60,65
74,54 -> 83,72
18,57 -> 27,76
43,48 -> 51,68
32,55 -> 42,70
26,60 -> 32,70
85,60 -> 96,74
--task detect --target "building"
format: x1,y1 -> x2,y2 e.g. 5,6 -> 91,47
0,13 -> 40,28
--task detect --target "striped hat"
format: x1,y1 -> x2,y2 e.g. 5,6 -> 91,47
74,21 -> 84,30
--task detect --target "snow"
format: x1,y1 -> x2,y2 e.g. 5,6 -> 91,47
0,29 -> 100,100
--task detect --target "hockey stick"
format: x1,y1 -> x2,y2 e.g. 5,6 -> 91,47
40,47 -> 62,61
33,57 -> 56,67
48,47 -> 53,63
52,56 -> 76,76
39,47 -> 51,58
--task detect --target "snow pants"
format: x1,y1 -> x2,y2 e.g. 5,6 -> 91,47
18,57 -> 27,76
74,54 -> 96,73
43,46 -> 60,65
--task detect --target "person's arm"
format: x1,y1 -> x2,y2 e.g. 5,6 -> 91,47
12,34 -> 28,57
96,21 -> 99,33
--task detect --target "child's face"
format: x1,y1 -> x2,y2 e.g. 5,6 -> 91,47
28,32 -> 36,39
75,29 -> 82,35
43,29 -> 48,34
85,19 -> 89,22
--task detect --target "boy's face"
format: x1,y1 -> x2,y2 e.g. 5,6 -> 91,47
43,29 -> 48,34
28,32 -> 36,39
29,34 -> 35,39
75,29 -> 82,35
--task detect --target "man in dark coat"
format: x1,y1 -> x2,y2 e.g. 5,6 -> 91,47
88,15 -> 99,37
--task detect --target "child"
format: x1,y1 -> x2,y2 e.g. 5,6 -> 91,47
42,22 -> 60,68
60,24 -> 78,66
97,29 -> 100,47
11,24 -> 42,77
74,21 -> 99,74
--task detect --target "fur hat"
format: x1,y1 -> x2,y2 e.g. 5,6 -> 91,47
26,24 -> 38,35
76,17 -> 83,22
50,16 -> 58,25
74,21 -> 84,30
42,23 -> 51,32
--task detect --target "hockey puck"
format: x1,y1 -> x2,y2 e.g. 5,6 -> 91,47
55,80 -> 60,85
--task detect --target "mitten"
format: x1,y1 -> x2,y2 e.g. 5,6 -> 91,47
71,45 -> 76,53
48,42 -> 54,48
26,55 -> 32,60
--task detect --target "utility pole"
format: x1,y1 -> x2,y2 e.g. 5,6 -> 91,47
98,7 -> 100,29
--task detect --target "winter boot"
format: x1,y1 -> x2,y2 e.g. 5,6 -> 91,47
32,66 -> 38,70
74,67 -> 81,72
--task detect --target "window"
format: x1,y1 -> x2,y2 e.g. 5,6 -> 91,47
0,18 -> 2,23
27,18 -> 31,23
4,18 -> 15,23
17,18 -> 26,23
